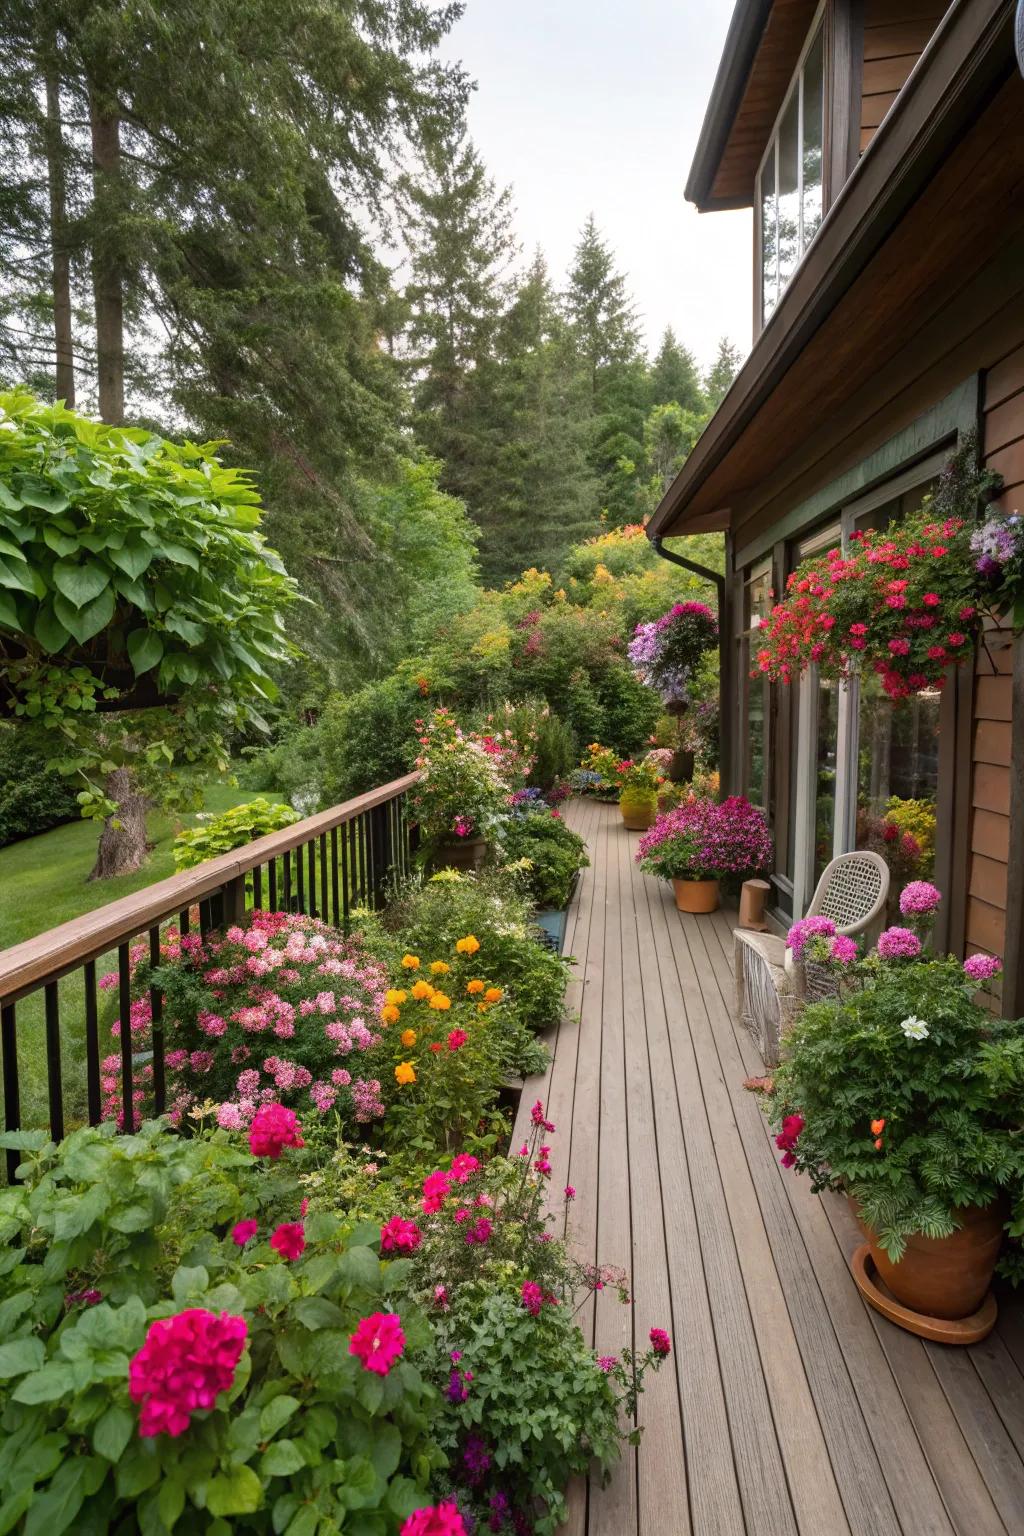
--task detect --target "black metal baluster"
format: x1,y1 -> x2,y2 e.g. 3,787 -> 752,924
179,906 -> 190,936
118,943 -> 134,1134
44,982 -> 64,1142
84,961 -> 101,1125
296,841 -> 306,914
359,813 -> 370,905
319,833 -> 327,920
269,856 -> 278,910
253,864 -> 263,910
1,1002 -> 21,1183
305,838 -> 315,917
150,927 -> 165,1116
341,823 -> 350,932
330,828 -> 340,926
283,850 -> 292,911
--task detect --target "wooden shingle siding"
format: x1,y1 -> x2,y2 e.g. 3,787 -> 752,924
860,1 -> 946,153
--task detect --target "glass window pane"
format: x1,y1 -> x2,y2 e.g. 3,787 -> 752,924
777,89 -> 800,295
801,27 -> 824,245
746,673 -> 768,806
814,675 -> 839,886
856,678 -> 941,915
760,143 -> 778,323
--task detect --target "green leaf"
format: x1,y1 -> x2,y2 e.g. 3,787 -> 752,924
127,628 -> 164,676
0,1488 -> 33,1536
34,602 -> 71,653
13,1362 -> 76,1403
92,1404 -> 134,1462
0,555 -> 38,594
157,542 -> 200,570
53,585 -> 114,644
163,652 -> 200,686
336,1244 -> 381,1291
206,1465 -> 263,1517
0,482 -> 23,511
51,559 -> 110,609
292,1296 -> 345,1331
259,1394 -> 300,1439
22,1459 -> 88,1536
260,1439 -> 306,1477
18,484 -> 70,514
164,612 -> 205,645
0,1337 -> 45,1378
0,535 -> 26,561
0,590 -> 18,629
109,542 -> 154,581
42,526 -> 78,557
157,1478 -> 186,1530
284,1508 -> 317,1536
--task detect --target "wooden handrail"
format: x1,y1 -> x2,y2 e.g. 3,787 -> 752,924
0,772 -> 420,1002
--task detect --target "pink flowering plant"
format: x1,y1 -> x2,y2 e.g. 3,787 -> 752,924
636,794 -> 773,884
0,1116 -> 448,1531
628,600 -> 718,707
767,894 -> 1024,1274
411,707 -> 521,849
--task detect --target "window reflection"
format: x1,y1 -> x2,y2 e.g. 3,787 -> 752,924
761,142 -> 777,323
757,18 -> 825,324
777,90 -> 800,293
802,27 -> 824,242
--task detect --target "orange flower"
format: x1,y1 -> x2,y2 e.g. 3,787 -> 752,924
401,1028 -> 417,1048
484,987 -> 503,1003
429,991 -> 452,1011
429,960 -> 451,975
466,979 -> 485,995
380,1004 -> 401,1026
401,954 -> 420,970
870,1118 -> 886,1136
395,1061 -> 416,1086
874,1137 -> 884,1151
411,980 -> 435,1001
456,935 -> 480,955
386,989 -> 408,1007
476,1002 -> 490,1014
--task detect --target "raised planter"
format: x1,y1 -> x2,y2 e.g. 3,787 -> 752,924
671,877 -> 719,913
427,835 -> 487,874
852,1200 -> 1003,1326
620,792 -> 657,831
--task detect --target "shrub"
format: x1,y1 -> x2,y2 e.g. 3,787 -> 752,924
172,798 -> 299,871
410,708 -> 519,849
237,723 -> 325,812
368,870 -> 570,1036
636,795 -> 773,885
0,1119 -> 445,1534
596,663 -> 663,756
0,725 -> 80,846
502,810 -> 589,909
319,678 -> 419,804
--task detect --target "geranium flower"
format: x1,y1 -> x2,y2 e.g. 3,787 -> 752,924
129,1309 -> 247,1437
380,1216 -> 422,1254
597,1355 -> 618,1372
877,927 -> 922,961
521,1281 -> 544,1316
447,1028 -> 468,1050
649,1327 -> 671,1357
449,1153 -> 479,1183
963,953 -> 1001,983
349,1312 -> 405,1375
270,1222 -> 305,1261
231,1219 -> 258,1246
422,1169 -> 453,1213
899,881 -> 942,916
248,1102 -> 304,1160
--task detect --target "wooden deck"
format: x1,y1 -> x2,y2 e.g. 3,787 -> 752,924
512,798 -> 1024,1536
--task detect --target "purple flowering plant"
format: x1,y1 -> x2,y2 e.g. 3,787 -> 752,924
628,601 -> 718,706
636,795 -> 773,883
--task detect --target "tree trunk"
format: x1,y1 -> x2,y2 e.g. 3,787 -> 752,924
88,94 -> 123,424
44,70 -> 75,406
89,767 -> 150,881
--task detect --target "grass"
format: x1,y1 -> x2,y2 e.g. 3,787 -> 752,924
1,781 -> 289,1134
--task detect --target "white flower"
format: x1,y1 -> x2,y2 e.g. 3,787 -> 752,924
900,1015 -> 930,1040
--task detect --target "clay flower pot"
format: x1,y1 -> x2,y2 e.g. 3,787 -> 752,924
671,878 -> 719,914
853,1201 -> 1004,1320
427,836 -> 487,874
620,792 -> 657,831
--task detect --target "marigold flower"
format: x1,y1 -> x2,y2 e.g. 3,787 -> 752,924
395,1061 -> 417,1086
386,989 -> 408,1006
455,935 -> 480,955
484,987 -> 503,1003
476,1002 -> 490,1014
430,960 -> 451,975
411,980 -> 435,1001
466,979 -> 485,995
429,991 -> 452,1011
400,1028 -> 417,1048
349,1311 -> 405,1376
401,954 -> 421,970
380,1004 -> 401,1026
270,1221 -> 305,1261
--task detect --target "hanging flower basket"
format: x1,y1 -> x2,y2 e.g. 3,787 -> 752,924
628,601 -> 718,709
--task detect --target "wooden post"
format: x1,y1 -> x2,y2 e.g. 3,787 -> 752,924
1002,630 -> 1024,1016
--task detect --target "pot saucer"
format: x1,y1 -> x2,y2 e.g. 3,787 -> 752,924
851,1244 -> 997,1344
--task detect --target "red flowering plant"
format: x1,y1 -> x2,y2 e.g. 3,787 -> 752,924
0,1115 -> 448,1532
636,795 -> 773,885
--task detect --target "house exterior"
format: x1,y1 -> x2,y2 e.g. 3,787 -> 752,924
650,0 -> 1024,1012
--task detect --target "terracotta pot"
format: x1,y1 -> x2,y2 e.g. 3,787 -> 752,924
620,799 -> 656,831
671,877 -> 719,913
427,836 -> 487,874
853,1200 -> 1004,1320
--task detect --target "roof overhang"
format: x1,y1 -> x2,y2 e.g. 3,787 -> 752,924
653,0 -> 1019,543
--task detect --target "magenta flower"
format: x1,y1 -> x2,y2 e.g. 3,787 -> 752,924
248,1102 -> 304,1160
829,935 -> 858,965
786,915 -> 836,958
447,1028 -> 469,1051
876,926 -> 922,961
964,953 -> 1001,984
422,1169 -> 453,1214
349,1311 -> 405,1375
270,1221 -> 305,1261
400,1501 -> 466,1536
775,1112 -> 805,1169
521,1281 -> 544,1317
899,881 -> 942,917
564,1184 -> 576,1200
231,1219 -> 259,1246
464,1217 -> 493,1246
449,1153 -> 480,1184
380,1216 -> 422,1254
649,1327 -> 672,1357
129,1308 -> 247,1437
597,1355 -> 618,1372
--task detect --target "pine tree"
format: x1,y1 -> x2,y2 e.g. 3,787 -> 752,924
650,325 -> 704,413
704,337 -> 744,410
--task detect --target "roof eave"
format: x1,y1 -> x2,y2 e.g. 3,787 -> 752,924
685,0 -> 775,211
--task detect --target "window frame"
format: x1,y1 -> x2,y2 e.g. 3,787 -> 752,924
738,560 -> 773,811
755,0 -> 828,329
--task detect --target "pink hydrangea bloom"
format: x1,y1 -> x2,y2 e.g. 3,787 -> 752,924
876,926 -> 922,961
349,1311 -> 405,1375
899,881 -> 942,917
129,1308 -> 247,1437
400,1503 -> 466,1536
248,1102 -> 304,1159
786,915 -> 836,958
270,1221 -> 305,1261
381,1216 -> 422,1254
964,953 -> 1001,983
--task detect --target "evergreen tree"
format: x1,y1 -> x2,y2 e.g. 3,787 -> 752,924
401,129 -> 517,498
649,325 -> 704,412
704,337 -> 744,409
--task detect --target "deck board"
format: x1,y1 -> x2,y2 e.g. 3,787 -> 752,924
513,800 -> 1024,1535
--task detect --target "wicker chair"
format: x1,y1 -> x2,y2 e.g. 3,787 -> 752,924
734,851 -> 889,1067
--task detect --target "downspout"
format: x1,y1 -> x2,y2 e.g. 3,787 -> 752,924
650,535 -> 732,796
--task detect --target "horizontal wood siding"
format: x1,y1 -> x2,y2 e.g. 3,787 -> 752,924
859,4 -> 947,154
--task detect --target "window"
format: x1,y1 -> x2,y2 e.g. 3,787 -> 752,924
740,563 -> 773,807
758,15 -> 825,325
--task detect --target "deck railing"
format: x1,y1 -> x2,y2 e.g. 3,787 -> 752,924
0,772 -> 420,1178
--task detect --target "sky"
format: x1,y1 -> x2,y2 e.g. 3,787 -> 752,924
443,0 -> 752,371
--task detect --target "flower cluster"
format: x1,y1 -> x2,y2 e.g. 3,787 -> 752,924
628,601 -> 718,706
636,795 -> 773,883
971,507 -> 1022,588
412,707 -> 524,846
775,1113 -> 804,1169
129,1308 -> 248,1437
754,502 -> 981,699
615,756 -> 664,796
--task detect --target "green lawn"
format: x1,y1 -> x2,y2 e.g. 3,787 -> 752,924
1,781 -> 289,1134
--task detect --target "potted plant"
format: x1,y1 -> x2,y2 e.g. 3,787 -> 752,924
412,708 -> 515,871
615,758 -> 664,831
769,889 -> 1021,1333
635,795 -> 773,913
628,602 -> 719,715
571,742 -> 622,802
